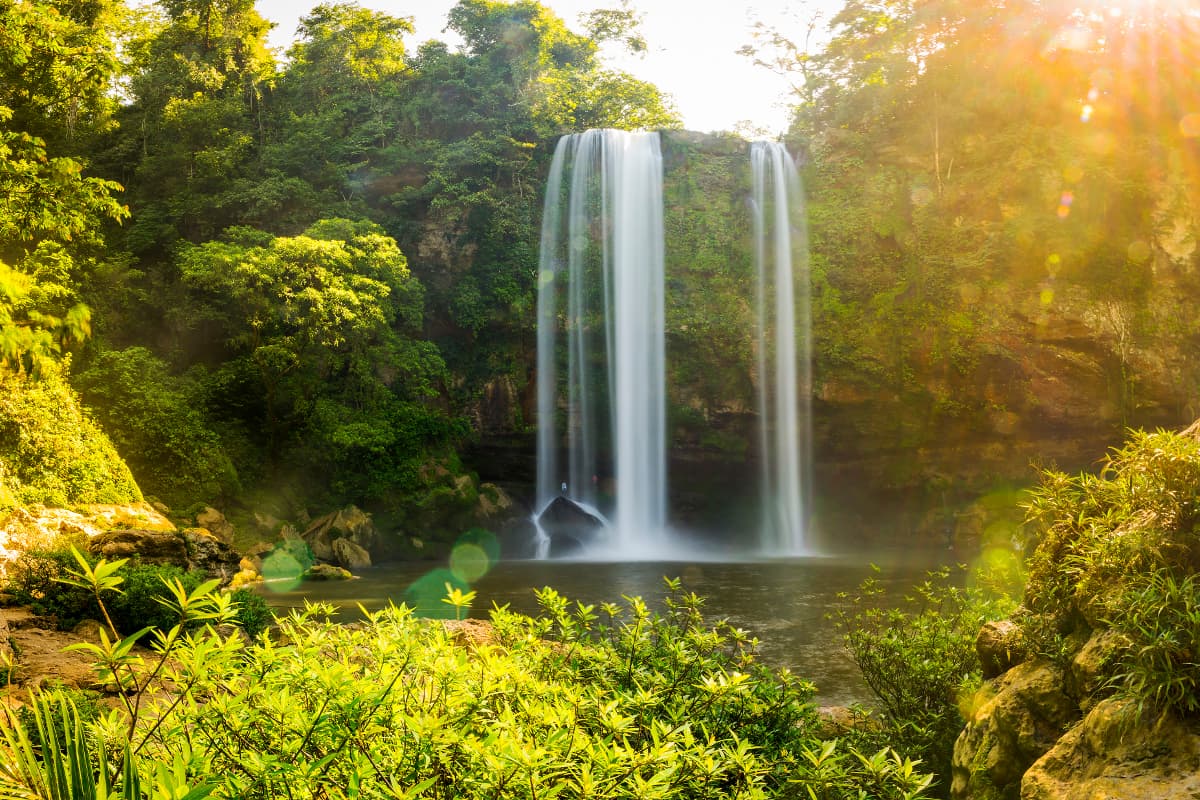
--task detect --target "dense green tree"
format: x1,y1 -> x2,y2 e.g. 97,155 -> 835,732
749,0 -> 1200,446
172,219 -> 450,502
0,2 -> 128,374
73,346 -> 239,507
0,0 -> 124,148
7,0 -> 694,521
259,3 -> 416,228
112,0 -> 276,250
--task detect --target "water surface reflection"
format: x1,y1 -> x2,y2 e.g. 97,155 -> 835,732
263,549 -> 954,706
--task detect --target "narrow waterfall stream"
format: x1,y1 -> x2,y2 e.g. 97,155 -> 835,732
751,141 -> 814,554
535,130 -> 667,557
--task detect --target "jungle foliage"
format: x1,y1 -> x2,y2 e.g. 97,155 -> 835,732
2,0 -> 1198,525
745,0 -> 1200,482
0,363 -> 141,510
835,567 -> 1016,795
0,0 -> 677,520
0,569 -> 936,799
1019,421 -> 1200,719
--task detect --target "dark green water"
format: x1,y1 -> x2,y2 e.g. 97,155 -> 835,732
261,548 -> 955,707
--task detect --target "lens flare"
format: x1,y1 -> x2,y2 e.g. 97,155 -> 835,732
450,543 -> 490,583
260,551 -> 305,591
1056,191 -> 1074,219
404,568 -> 469,619
1127,240 -> 1151,263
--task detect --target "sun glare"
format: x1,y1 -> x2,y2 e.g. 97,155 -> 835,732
1093,0 -> 1200,17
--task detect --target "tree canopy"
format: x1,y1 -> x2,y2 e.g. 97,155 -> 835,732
1,0 -> 1196,532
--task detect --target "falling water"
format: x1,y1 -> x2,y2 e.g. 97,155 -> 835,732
751,141 -> 813,554
535,129 -> 667,556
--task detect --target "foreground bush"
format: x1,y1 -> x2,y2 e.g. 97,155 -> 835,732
4,544 -> 269,637
1020,422 -> 1200,718
0,566 -> 935,799
835,567 -> 1015,795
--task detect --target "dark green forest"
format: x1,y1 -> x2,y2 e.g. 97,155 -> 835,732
2,0 -> 1198,542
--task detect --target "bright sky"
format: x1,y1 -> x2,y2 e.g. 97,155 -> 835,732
255,0 -> 840,135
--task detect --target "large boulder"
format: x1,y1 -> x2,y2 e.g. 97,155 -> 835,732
331,537 -> 371,570
301,506 -> 377,565
535,496 -> 606,556
88,529 -> 188,566
1023,698 -> 1200,800
952,661 -> 1079,800
181,528 -> 242,580
85,528 -> 242,582
195,507 -> 235,545
976,619 -> 1027,679
304,563 -> 354,581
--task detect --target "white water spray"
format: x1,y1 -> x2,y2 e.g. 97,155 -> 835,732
535,130 -> 667,556
751,141 -> 813,554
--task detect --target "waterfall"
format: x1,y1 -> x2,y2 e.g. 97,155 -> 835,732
751,141 -> 813,554
535,129 -> 667,557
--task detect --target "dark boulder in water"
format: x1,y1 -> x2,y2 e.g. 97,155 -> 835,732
536,496 -> 605,556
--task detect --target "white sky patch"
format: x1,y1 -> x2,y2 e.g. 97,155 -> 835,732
257,0 -> 840,135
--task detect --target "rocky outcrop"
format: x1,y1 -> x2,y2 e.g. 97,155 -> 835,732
1022,699 -> 1200,800
1064,628 -> 1126,708
952,661 -> 1079,800
195,507 -> 235,544
0,501 -> 249,578
0,503 -> 176,572
88,529 -> 189,565
181,528 -> 242,580
84,527 -> 241,580
476,376 -> 521,434
476,483 -> 514,520
955,625 -> 1199,799
301,505 -> 376,569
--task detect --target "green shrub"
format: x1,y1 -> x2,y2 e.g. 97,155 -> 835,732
227,588 -> 272,639
789,740 -> 934,800
105,563 -> 207,635
835,566 -> 1015,794
0,568 -> 936,800
0,362 -> 142,509
4,546 -> 100,629
73,347 -> 240,509
4,545 -> 269,638
1020,424 -> 1200,718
